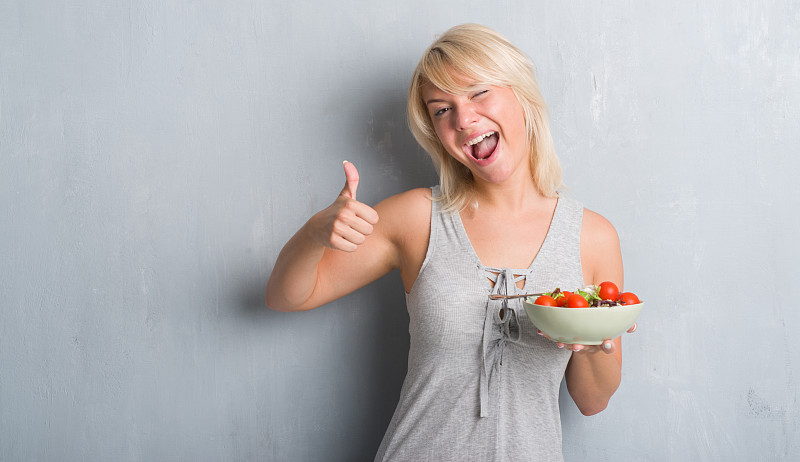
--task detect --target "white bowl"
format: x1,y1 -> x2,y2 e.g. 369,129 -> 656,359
523,300 -> 643,345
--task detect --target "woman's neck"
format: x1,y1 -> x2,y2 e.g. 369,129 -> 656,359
468,173 -> 548,215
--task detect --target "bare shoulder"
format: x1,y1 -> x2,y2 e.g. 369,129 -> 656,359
376,187 -> 433,209
580,208 -> 623,286
581,208 -> 619,247
374,187 -> 433,236
374,187 -> 433,290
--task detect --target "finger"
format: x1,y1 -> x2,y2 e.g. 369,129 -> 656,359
537,329 -> 552,341
601,340 -> 616,354
329,234 -> 358,252
332,221 -> 369,247
341,160 -> 359,200
335,199 -> 378,230
342,214 -> 376,236
348,201 -> 379,225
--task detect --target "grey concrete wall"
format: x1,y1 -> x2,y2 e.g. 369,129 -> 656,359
2,1 -> 798,461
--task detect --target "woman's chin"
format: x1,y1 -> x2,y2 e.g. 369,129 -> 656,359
472,167 -> 515,185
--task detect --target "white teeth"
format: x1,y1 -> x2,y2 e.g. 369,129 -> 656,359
466,131 -> 496,146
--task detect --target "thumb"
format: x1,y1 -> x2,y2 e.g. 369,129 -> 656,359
340,160 -> 359,200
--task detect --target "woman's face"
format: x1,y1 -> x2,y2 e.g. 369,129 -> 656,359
422,82 -> 530,186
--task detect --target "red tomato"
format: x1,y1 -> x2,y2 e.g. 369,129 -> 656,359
617,292 -> 640,305
598,281 -> 620,301
557,291 -> 573,307
534,295 -> 558,306
565,294 -> 589,308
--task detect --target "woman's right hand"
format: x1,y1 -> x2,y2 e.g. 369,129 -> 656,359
309,161 -> 379,252
267,161 -> 429,311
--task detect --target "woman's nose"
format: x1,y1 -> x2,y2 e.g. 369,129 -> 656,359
456,104 -> 479,130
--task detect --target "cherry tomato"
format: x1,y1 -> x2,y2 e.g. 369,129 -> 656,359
598,281 -> 619,301
617,292 -> 640,305
534,295 -> 558,306
565,294 -> 589,308
557,291 -> 573,307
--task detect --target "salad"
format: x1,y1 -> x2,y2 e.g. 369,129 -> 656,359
532,281 -> 641,308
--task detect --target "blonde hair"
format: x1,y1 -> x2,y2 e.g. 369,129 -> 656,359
407,24 -> 562,212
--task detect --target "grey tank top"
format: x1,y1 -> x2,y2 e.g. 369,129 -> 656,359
375,186 -> 585,462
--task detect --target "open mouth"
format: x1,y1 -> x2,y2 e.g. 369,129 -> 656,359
465,131 -> 499,160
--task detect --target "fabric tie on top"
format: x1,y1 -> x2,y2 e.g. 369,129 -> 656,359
479,267 -> 526,418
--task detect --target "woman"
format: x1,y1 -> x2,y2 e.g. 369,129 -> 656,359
266,24 -> 633,461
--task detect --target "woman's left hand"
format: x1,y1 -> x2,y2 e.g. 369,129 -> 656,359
537,322 -> 637,354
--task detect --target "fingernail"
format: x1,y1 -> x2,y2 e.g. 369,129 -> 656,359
573,345 -> 583,352
558,344 -> 564,348
603,341 -> 613,350
537,330 -> 543,336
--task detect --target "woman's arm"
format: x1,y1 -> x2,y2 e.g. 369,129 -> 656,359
265,162 -> 398,312
564,209 -> 625,415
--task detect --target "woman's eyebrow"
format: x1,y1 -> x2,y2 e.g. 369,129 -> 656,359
426,85 -> 487,105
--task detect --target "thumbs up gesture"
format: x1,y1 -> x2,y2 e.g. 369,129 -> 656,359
310,161 -> 380,252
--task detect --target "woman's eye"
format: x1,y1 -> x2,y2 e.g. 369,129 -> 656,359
472,89 -> 489,98
433,107 -> 450,117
